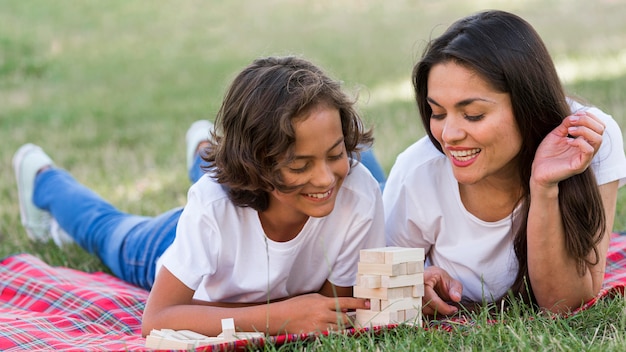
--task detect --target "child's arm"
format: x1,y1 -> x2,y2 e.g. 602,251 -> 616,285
318,279 -> 353,298
141,267 -> 368,337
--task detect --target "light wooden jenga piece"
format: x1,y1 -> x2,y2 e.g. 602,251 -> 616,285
381,247 -> 425,264
380,297 -> 422,311
353,247 -> 425,328
353,285 -> 413,300
219,318 -> 236,341
355,309 -> 403,327
359,247 -> 425,265
144,318 -> 264,349
407,261 -> 425,274
412,283 -> 425,297
356,273 -> 382,288
357,262 -> 406,276
381,273 -> 423,288
145,329 -> 221,349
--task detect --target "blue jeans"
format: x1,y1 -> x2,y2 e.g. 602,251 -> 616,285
33,149 -> 386,291
34,169 -> 180,290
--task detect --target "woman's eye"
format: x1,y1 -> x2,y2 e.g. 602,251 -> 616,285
431,113 -> 446,120
464,114 -> 484,122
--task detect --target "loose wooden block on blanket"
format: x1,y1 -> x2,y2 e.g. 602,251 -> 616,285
145,318 -> 264,350
353,247 -> 425,328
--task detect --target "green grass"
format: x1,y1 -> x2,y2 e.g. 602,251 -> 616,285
1,0 -> 626,350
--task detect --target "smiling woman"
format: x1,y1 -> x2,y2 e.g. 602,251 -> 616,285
383,9 -> 626,316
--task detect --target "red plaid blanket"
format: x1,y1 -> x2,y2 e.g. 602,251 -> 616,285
1,234 -> 625,351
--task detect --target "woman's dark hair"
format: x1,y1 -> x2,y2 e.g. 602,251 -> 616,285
412,10 -> 605,304
202,56 -> 373,211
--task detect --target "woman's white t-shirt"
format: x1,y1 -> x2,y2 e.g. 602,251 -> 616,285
157,163 -> 385,302
383,101 -> 626,302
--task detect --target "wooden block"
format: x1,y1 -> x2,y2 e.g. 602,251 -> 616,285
383,247 -> 425,264
173,329 -> 214,340
354,286 -> 412,300
220,318 -> 236,341
145,335 -> 196,350
218,331 -> 264,340
412,284 -> 425,297
381,273 -> 424,288
360,247 -> 426,265
145,329 -> 221,349
145,323 -> 265,350
404,308 -> 422,327
356,274 -> 381,288
380,297 -> 422,311
359,248 -> 387,263
369,298 -> 381,311
407,261 -> 425,274
396,262 -> 408,276
354,309 -> 401,327
358,262 -> 405,276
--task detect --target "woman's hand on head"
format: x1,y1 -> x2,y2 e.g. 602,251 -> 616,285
532,111 -> 605,188
422,266 -> 463,316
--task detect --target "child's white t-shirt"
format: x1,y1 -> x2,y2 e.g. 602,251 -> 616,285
383,101 -> 626,302
157,163 -> 385,302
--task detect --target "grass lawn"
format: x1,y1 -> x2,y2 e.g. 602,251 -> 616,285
1,0 -> 625,350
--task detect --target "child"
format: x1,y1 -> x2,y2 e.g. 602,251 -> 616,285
13,56 -> 385,336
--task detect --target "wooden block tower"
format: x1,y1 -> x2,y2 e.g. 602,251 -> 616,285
353,246 -> 425,328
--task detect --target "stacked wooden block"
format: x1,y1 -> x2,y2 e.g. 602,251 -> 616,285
353,246 -> 425,328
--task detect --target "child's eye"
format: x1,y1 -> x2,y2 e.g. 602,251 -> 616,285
287,163 -> 309,173
328,152 -> 345,161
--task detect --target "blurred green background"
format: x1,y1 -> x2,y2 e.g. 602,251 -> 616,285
1,0 -> 625,269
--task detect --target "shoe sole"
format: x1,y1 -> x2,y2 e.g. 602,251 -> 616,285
12,144 -> 51,241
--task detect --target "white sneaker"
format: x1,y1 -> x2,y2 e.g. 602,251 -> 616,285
50,218 -> 75,247
12,144 -> 54,242
185,120 -> 214,174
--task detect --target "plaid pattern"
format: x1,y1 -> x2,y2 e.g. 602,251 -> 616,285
1,233 -> 625,351
0,253 -> 148,351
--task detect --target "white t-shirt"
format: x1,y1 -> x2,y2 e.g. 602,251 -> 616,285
383,101 -> 626,302
157,163 -> 385,302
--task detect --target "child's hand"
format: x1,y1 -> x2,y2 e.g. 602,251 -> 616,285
277,293 -> 368,333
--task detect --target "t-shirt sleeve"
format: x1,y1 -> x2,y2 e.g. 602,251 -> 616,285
158,184 -> 220,291
588,106 -> 626,187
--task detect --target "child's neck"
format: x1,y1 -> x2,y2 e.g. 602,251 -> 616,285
257,210 -> 308,242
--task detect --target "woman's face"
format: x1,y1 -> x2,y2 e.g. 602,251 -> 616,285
269,104 -> 350,221
427,61 -> 522,186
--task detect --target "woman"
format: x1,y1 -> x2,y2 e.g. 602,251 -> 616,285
384,10 -> 626,315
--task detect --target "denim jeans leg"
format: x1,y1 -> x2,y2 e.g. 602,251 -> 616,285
119,207 -> 181,289
359,149 -> 387,191
188,153 -> 209,184
33,168 -> 179,290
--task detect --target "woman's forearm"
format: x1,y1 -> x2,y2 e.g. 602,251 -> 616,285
526,180 -> 595,312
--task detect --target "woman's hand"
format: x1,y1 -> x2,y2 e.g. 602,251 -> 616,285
422,266 -> 463,316
532,111 -> 605,188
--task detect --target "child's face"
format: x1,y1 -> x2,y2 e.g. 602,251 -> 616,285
270,104 -> 349,221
